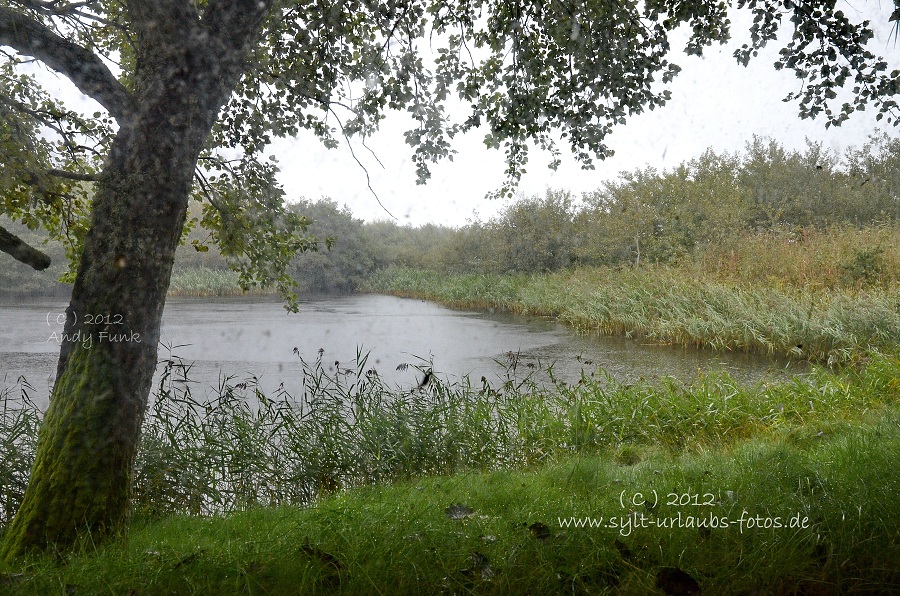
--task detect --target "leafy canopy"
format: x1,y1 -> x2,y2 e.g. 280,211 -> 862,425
1,0 -> 898,301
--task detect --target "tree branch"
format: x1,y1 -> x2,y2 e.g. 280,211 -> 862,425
0,224 -> 52,270
14,0 -> 95,14
47,168 -> 101,182
0,6 -> 133,122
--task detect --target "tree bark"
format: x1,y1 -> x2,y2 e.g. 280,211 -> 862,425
0,1 -> 269,557
0,225 -> 52,270
0,120 -> 201,558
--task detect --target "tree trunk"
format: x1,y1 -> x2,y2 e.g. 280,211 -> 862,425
1,127 -> 197,558
0,75 -> 233,561
0,1 -> 269,560
634,234 -> 641,268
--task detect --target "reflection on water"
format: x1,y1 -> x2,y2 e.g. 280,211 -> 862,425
1,294 -> 802,409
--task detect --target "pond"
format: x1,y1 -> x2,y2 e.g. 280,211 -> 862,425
1,294 -> 801,409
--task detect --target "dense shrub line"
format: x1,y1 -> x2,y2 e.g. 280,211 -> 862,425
3,136 -> 897,297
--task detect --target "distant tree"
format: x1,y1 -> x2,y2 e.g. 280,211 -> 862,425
495,190 -> 577,272
287,199 -> 375,294
842,133 -> 900,224
654,150 -> 750,255
581,169 -> 664,267
1,0 -> 898,557
737,136 -> 900,228
440,219 -> 504,273
362,219 -> 454,271
739,137 -> 825,228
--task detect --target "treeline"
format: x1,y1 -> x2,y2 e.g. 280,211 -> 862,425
282,134 -> 899,291
430,134 -> 899,274
3,134 -> 897,298
167,198 -> 455,296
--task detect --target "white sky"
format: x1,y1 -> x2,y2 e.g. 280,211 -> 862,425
273,2 -> 900,227
15,2 -> 900,228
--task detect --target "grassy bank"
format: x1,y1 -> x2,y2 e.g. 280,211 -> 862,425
2,353 -> 898,593
365,265 -> 900,365
3,416 -> 898,594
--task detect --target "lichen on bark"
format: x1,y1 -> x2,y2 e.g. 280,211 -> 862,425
1,340 -> 145,559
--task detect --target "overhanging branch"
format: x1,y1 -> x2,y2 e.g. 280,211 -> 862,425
0,224 -> 52,270
47,168 -> 101,182
0,6 -> 133,122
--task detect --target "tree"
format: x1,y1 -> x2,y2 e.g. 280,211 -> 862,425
286,198 -> 376,294
585,167 -> 664,266
1,0 -> 898,558
494,189 -> 578,272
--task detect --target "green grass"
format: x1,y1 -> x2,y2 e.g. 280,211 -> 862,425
1,352 -> 898,593
365,266 -> 900,365
1,410 -> 897,594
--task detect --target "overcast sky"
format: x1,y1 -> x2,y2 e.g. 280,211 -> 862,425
272,2 -> 899,227
19,2 -> 900,228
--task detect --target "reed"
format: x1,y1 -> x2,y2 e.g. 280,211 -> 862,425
2,352 -> 897,524
366,266 -> 900,364
691,225 -> 900,290
1,354 -> 897,594
167,267 -> 272,298
0,380 -> 40,529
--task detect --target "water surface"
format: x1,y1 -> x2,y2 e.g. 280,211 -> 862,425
1,294 -> 800,408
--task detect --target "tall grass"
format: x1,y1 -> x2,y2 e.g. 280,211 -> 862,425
167,267 -> 270,297
366,266 -> 900,364
692,225 -> 900,289
2,352 -> 897,525
1,356 -> 898,594
0,379 -> 40,529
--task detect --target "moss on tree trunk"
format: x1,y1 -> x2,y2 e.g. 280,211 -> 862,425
1,114 -> 201,561
0,6 -> 267,560
0,343 -> 144,556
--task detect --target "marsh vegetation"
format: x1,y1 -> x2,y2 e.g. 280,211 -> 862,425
2,137 -> 898,592
1,350 -> 898,593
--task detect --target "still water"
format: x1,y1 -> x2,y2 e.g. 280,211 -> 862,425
1,294 -> 799,408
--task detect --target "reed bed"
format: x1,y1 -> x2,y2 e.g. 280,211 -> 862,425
0,380 -> 40,529
2,352 -> 897,524
692,226 -> 900,290
167,267 -> 271,298
366,266 -> 900,364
